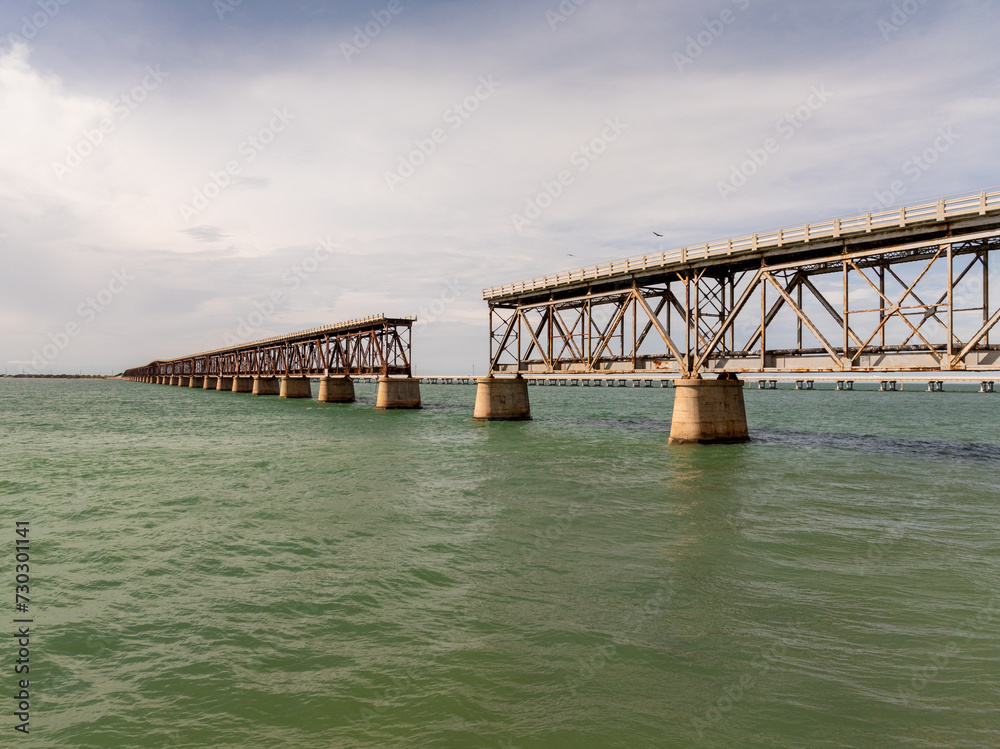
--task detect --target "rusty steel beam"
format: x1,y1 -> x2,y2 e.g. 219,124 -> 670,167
123,315 -> 415,380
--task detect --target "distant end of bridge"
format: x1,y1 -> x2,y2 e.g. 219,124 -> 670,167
122,314 -> 421,408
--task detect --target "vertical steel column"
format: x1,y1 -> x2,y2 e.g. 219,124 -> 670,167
728,275 -> 735,354
517,307 -> 522,374
842,260 -> 849,363
760,275 -> 766,370
878,264 -> 885,349
631,286 -> 637,370
796,278 -> 803,350
685,276 -> 692,371
586,297 -> 592,369
984,250 -> 990,346
547,302 -> 554,370
946,243 -> 954,364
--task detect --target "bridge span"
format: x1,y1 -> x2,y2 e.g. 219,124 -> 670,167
473,188 -> 1000,442
122,315 -> 421,408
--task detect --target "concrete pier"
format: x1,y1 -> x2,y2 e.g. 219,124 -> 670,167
280,377 -> 312,399
668,375 -> 750,445
232,376 -> 254,393
318,377 -> 355,403
473,376 -> 531,421
253,376 -> 281,396
178,376 -> 190,387
189,376 -> 204,388
217,376 -> 234,391
202,376 -> 216,389
375,376 -> 421,409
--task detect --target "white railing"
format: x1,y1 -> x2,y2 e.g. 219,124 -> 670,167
482,188 -> 1000,300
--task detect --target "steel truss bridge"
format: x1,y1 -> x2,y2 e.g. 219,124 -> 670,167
484,189 -> 1000,376
122,315 -> 414,380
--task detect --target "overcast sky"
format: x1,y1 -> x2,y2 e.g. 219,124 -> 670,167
2,0 -> 998,374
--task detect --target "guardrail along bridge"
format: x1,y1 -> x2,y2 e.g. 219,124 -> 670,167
474,188 -> 1000,443
122,315 -> 421,408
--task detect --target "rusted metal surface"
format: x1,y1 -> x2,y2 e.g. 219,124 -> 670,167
486,191 -> 1000,375
123,315 -> 415,380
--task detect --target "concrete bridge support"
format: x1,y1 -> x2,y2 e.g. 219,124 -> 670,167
253,376 -> 281,396
280,377 -> 312,399
189,376 -> 204,388
217,377 -> 233,391
668,376 -> 750,445
376,377 -> 421,409
473,376 -> 531,421
318,377 -> 355,403
203,376 -> 217,389
232,377 -> 254,393
178,377 -> 190,387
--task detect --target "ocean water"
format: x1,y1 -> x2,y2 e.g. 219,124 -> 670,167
2,378 -> 999,748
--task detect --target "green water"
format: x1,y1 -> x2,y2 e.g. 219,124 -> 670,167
1,379 -> 999,748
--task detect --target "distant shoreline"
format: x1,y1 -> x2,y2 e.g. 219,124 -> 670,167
0,375 -> 115,380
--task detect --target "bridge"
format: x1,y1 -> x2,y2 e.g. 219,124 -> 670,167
473,188 -> 1000,443
122,315 -> 421,408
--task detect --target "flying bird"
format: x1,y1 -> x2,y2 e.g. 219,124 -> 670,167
653,231 -> 663,237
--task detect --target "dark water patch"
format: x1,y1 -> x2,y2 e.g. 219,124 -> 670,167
754,428 -> 1000,465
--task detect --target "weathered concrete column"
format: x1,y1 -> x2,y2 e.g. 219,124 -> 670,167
280,376 -> 312,399
375,376 -> 421,409
232,376 -> 254,393
318,376 -> 355,403
189,376 -> 204,388
473,376 -> 531,421
668,375 -> 750,445
178,376 -> 190,387
203,376 -> 217,389
252,376 -> 281,396
217,376 -> 234,391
